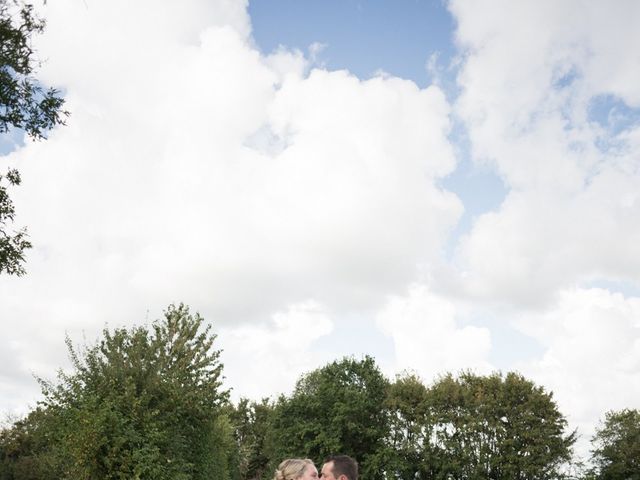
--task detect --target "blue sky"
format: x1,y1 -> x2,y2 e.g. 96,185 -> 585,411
250,0 -> 456,86
1,0 -> 640,461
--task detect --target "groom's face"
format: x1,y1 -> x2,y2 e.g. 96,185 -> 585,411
320,461 -> 338,480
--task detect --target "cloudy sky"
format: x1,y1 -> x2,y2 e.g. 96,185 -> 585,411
2,0 -> 640,459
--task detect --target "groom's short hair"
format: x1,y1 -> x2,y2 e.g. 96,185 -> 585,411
325,455 -> 358,480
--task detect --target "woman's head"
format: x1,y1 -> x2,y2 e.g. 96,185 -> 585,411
273,459 -> 317,480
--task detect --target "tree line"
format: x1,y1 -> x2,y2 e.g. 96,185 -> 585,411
1,305 -> 637,480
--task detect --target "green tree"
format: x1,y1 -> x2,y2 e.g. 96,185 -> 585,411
1,303 -> 234,480
0,0 -> 67,275
0,407 -> 63,480
0,168 -> 31,275
589,408 -> 640,480
426,371 -> 576,480
380,373 -> 434,480
230,398 -> 275,480
268,356 -> 389,480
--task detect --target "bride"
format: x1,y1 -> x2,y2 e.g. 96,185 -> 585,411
273,458 -> 319,480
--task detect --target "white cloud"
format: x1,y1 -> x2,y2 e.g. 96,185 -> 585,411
514,288 -> 640,457
376,284 -> 492,381
455,166 -> 640,305
443,0 -> 640,456
219,300 -> 333,400
449,0 -> 640,306
0,0 -> 459,411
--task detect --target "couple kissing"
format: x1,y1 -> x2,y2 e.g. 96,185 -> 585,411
274,455 -> 357,480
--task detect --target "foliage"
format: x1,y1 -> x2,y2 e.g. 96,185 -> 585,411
0,0 -> 67,275
0,304 -> 234,480
268,356 -> 389,480
589,408 -> 640,480
1,334 -> 621,480
0,168 -> 30,275
425,371 -> 576,480
230,398 -> 275,480
379,373 -> 434,480
0,407 -> 62,480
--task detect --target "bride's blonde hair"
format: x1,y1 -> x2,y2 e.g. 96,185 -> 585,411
273,458 -> 314,480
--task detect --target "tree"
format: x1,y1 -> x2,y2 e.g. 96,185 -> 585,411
589,408 -> 640,480
1,303 -> 234,480
0,0 -> 67,275
0,168 -> 30,275
426,371 -> 576,480
0,407 -> 63,480
268,356 -> 389,480
380,373 -> 435,480
230,398 -> 275,480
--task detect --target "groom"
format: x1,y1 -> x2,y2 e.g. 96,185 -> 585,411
320,455 -> 358,480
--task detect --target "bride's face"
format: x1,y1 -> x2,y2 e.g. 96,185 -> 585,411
297,464 -> 319,480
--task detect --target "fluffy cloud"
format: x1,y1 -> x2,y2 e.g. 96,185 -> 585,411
456,167 -> 640,305
376,284 -> 492,381
449,0 -> 640,305
443,1 -> 640,455
218,300 -> 333,400
0,0 -> 460,412
515,288 -> 640,456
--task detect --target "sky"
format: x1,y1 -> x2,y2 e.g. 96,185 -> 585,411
1,0 -> 640,461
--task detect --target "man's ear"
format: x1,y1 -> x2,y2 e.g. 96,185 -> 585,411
337,475 -> 347,480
